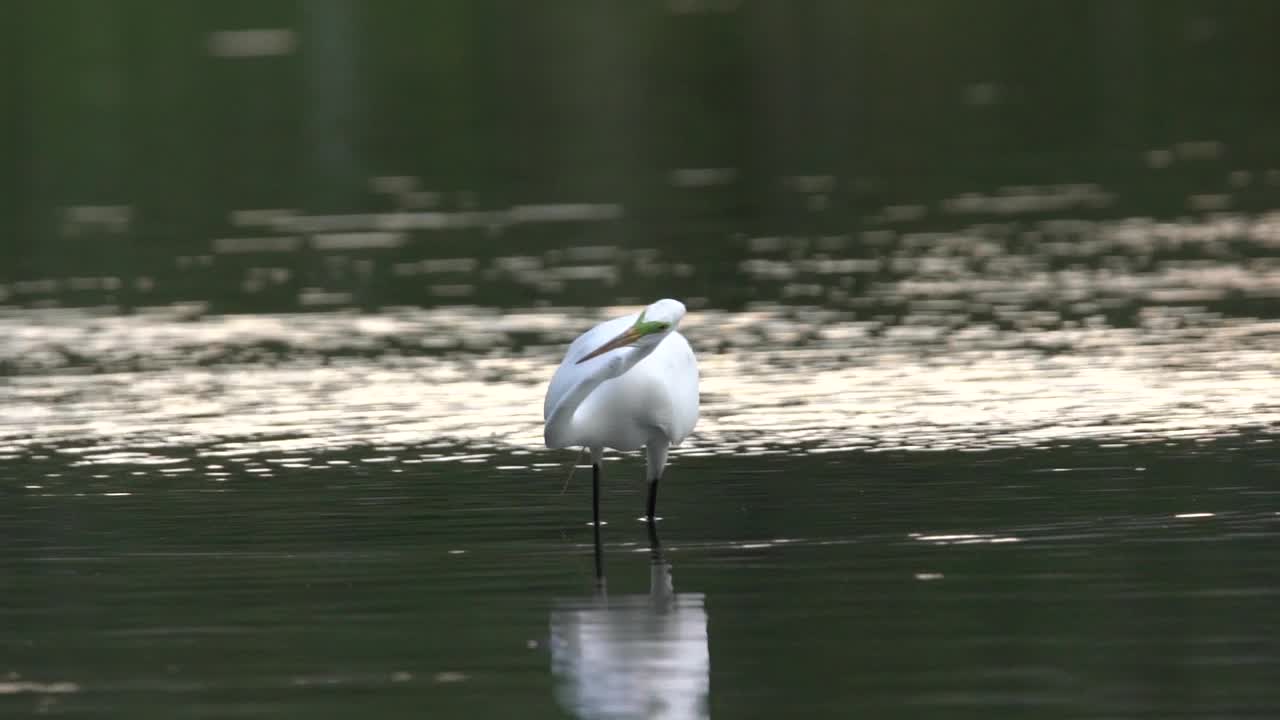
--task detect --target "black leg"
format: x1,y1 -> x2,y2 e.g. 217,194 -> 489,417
646,474 -> 661,521
592,463 -> 603,581
592,463 -> 601,527
646,514 -> 663,562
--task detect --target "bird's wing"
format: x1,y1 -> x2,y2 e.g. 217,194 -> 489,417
543,312 -> 638,421
652,331 -> 700,445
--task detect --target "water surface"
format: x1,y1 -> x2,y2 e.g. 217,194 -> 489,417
4,437 -> 1278,718
3,260 -> 1278,717
4,75 -> 1280,719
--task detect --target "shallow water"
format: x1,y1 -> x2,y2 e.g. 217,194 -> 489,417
5,135 -> 1280,720
4,209 -> 1279,459
3,274 -> 1279,718
3,439 -> 1279,718
8,3 -> 1280,714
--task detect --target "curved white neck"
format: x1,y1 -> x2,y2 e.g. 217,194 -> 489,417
544,341 -> 660,449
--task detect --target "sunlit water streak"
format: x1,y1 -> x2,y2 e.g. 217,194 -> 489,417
0,305 -> 1274,462
4,204 -> 1278,460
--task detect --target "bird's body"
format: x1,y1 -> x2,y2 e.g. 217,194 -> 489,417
543,299 -> 699,528
544,311 -> 698,454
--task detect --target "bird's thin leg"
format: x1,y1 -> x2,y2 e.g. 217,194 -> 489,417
643,440 -> 669,522
646,514 -> 663,562
592,462 -> 604,582
592,462 -> 602,527
646,474 -> 661,522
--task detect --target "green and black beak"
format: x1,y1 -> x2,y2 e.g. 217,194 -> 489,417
576,312 -> 671,365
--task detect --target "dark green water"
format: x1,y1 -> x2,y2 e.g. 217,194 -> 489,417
4,2 -> 1280,717
3,439 -> 1279,718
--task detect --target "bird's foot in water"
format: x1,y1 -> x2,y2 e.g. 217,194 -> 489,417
637,516 -> 663,523
586,520 -> 608,527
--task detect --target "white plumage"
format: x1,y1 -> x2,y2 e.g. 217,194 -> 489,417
543,299 -> 699,521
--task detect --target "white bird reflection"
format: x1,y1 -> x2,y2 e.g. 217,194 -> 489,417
550,525 -> 710,720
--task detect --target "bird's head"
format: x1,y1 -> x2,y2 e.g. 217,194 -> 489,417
576,299 -> 686,365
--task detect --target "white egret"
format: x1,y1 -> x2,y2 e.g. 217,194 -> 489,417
543,299 -> 699,528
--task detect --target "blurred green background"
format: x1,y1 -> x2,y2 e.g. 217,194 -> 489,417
3,1 -> 1280,310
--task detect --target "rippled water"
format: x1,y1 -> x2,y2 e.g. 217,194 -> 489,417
4,440 -> 1279,717
4,203 -> 1280,717
4,210 -> 1279,459
1,301 -> 1276,460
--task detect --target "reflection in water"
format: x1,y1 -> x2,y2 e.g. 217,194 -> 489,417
550,525 -> 710,720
